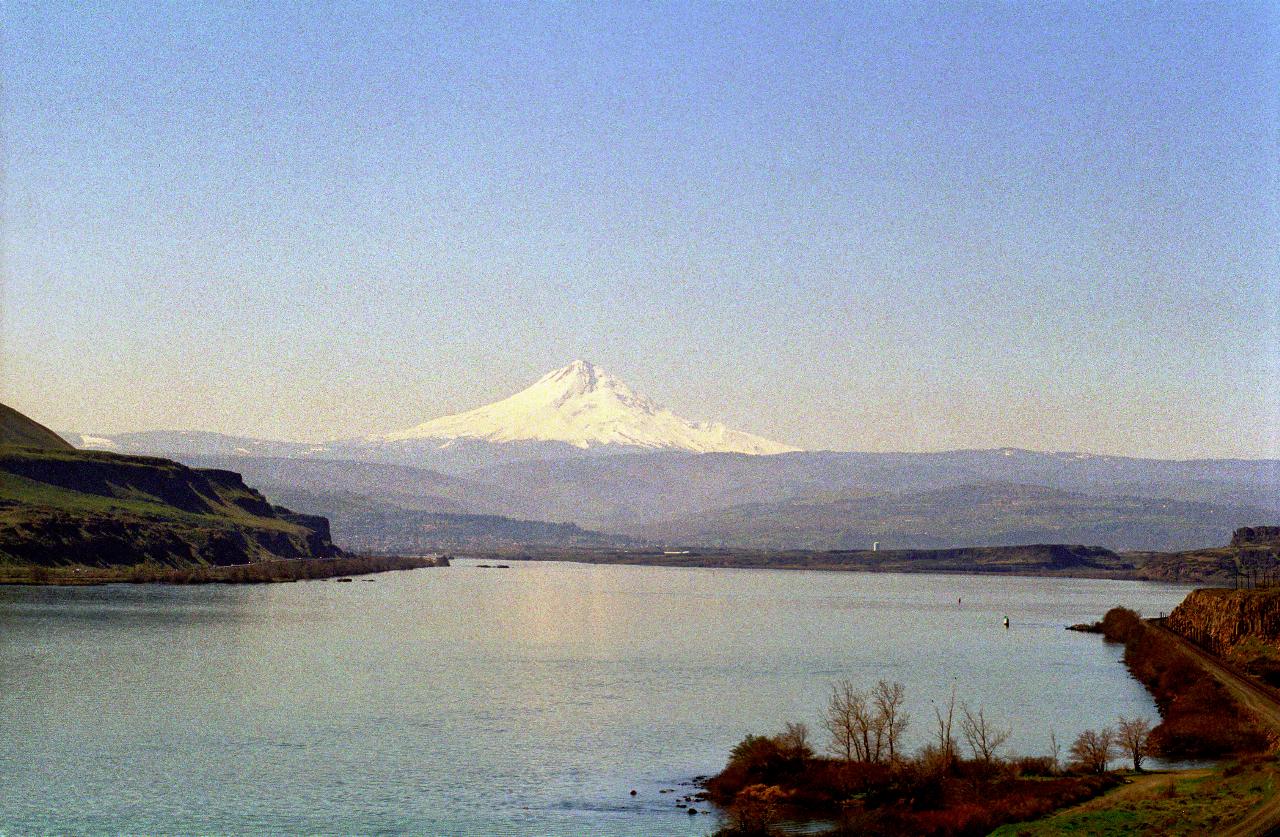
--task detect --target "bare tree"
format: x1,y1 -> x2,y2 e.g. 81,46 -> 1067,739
824,680 -> 863,763
857,694 -> 886,764
931,684 -> 959,773
872,680 -> 909,764
1069,727 -> 1115,774
1115,716 -> 1152,772
824,680 -> 902,765
777,721 -> 813,761
960,703 -> 1011,765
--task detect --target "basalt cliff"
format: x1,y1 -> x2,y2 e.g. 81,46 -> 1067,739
1167,585 -> 1280,658
1163,527 -> 1280,683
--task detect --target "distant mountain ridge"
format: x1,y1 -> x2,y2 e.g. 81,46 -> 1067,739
52,443 -> 1276,553
54,366 -> 1278,553
631,482 -> 1275,552
458,448 -> 1280,535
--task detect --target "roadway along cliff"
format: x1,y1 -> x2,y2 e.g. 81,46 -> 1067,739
1150,621 -> 1280,836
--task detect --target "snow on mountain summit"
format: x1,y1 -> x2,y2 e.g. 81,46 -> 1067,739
378,360 -> 801,454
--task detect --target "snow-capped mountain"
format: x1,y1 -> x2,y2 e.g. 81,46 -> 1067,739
377,360 -> 800,455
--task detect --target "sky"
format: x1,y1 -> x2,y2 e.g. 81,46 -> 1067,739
2,2 -> 1277,459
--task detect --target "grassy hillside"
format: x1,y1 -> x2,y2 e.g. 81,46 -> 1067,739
0,446 -> 342,569
0,403 -> 75,451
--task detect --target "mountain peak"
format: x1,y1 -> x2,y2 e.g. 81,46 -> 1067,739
379,362 -> 800,454
538,359 -> 609,390
555,359 -> 598,378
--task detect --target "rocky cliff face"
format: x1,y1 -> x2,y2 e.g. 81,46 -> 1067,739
1133,526 -> 1280,584
1167,588 -> 1280,656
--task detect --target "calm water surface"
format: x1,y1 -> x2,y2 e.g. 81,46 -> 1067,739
0,560 -> 1193,835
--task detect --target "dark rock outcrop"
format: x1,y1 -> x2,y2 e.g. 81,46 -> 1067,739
1233,526 -> 1280,547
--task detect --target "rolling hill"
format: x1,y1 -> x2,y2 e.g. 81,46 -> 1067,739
1,403 -> 76,451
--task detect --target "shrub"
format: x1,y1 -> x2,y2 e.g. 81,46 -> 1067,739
726,784 -> 788,836
1109,611 -> 1270,759
1100,607 -> 1142,643
1010,756 -> 1056,777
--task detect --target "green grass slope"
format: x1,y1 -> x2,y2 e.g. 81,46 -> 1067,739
0,403 -> 75,451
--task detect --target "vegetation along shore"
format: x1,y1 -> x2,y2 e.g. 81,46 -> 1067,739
0,553 -> 448,586
708,579 -> 1280,836
460,525 -> 1278,584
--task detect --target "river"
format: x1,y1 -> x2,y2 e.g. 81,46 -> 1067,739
0,560 -> 1194,835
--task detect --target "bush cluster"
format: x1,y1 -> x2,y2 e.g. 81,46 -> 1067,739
707,683 -> 1124,837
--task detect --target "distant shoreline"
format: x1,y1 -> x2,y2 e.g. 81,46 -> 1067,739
453,546 -> 1152,581
0,553 -> 448,586
448,534 -> 1275,585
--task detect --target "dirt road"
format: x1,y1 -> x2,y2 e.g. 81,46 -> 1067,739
1150,621 -> 1280,836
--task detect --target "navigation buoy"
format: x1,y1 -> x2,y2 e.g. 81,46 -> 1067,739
1003,616 -> 1010,629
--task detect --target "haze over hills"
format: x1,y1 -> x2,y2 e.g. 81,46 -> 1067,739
458,448 -> 1280,531
631,482 -> 1276,553
184,455 -> 528,517
56,447 -> 1275,555
54,362 -> 1278,554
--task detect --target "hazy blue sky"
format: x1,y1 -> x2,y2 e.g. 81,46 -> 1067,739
3,2 -> 1277,457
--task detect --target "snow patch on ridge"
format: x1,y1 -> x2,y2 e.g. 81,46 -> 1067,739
77,435 -> 119,450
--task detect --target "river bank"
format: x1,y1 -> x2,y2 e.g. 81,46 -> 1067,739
0,553 -> 448,585
992,610 -> 1280,834
452,528 -> 1278,584
989,759 -> 1278,837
